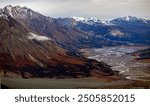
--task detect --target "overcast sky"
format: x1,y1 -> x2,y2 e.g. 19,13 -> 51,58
0,0 -> 149,20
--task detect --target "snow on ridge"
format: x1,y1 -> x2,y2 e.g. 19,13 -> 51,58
70,16 -> 101,25
71,16 -> 114,25
118,16 -> 148,23
3,5 -> 35,19
4,5 -> 13,17
101,20 -> 114,25
71,16 -> 86,22
124,16 -> 130,21
118,16 -> 137,21
71,16 -> 97,22
87,17 -> 101,22
28,32 -> 51,41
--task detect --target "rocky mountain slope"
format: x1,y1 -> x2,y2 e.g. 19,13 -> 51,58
2,5 -> 95,52
0,5 -> 115,78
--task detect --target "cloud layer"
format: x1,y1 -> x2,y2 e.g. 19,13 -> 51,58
0,0 -> 149,20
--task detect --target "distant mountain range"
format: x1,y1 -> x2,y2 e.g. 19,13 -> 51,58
58,16 -> 150,48
0,5 -> 149,78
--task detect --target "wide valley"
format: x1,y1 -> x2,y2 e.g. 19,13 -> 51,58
0,46 -> 149,89
81,46 -> 150,83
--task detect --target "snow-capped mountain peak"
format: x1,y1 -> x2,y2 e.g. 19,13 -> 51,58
111,16 -> 149,25
70,16 -> 107,25
112,16 -> 148,23
122,16 -> 143,21
3,5 -> 14,17
4,5 -> 13,9
115,16 -> 139,21
71,16 -> 86,22
123,16 -> 133,21
2,5 -> 41,19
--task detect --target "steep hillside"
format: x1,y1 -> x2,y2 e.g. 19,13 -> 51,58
0,7 -> 115,78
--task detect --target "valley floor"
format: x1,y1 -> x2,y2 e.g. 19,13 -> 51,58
1,46 -> 150,89
81,46 -> 150,88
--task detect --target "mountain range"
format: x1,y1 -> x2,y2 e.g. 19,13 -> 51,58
0,5 -> 150,78
0,5 -> 115,78
58,16 -> 150,47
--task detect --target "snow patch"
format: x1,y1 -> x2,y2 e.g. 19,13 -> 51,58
110,30 -> 124,36
28,32 -> 50,41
